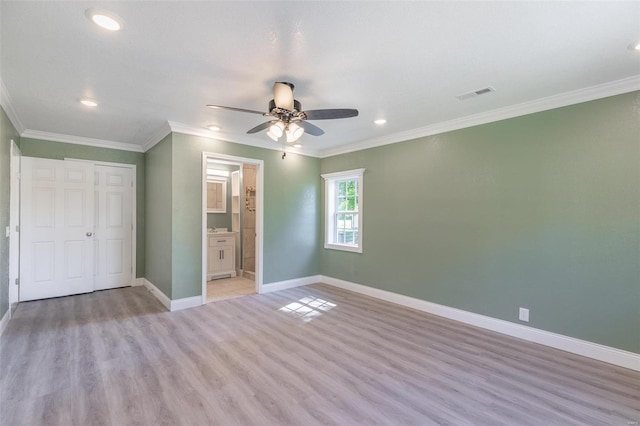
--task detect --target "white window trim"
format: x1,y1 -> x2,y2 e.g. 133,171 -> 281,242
321,168 -> 365,253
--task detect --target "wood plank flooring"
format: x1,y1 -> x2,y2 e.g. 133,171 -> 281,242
1,283 -> 638,425
207,276 -> 255,302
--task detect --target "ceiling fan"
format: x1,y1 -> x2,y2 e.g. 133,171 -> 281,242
206,82 -> 358,143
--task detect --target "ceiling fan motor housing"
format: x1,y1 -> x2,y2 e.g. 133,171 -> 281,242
268,99 -> 302,114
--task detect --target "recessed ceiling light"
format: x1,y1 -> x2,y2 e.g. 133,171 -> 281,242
374,119 -> 387,125
80,99 -> 98,107
85,8 -> 123,31
207,125 -> 221,131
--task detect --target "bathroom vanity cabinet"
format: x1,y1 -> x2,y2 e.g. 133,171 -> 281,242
208,232 -> 236,280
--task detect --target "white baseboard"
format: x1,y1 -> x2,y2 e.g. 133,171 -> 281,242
132,277 -> 145,287
170,296 -> 202,311
0,307 -> 10,337
141,278 -> 202,312
319,275 -> 640,372
141,278 -> 171,311
261,275 -> 322,294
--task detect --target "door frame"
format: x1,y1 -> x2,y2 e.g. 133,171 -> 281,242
201,152 -> 264,304
9,140 -> 21,307
65,158 -> 137,284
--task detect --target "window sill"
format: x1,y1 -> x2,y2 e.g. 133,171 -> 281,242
324,243 -> 362,253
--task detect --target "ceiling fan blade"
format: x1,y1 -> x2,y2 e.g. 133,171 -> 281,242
273,82 -> 294,110
302,109 -> 359,120
246,121 -> 277,134
206,105 -> 266,115
296,120 -> 325,136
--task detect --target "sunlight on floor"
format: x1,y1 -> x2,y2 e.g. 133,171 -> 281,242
279,296 -> 337,322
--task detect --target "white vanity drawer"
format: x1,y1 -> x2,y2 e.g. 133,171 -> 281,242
209,236 -> 231,246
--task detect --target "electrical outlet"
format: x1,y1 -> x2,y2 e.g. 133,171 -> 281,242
519,307 -> 530,322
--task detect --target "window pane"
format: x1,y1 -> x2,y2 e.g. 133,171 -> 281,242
338,181 -> 346,196
336,179 -> 359,214
334,212 -> 358,246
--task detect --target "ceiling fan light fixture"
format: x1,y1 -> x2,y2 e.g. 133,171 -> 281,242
266,130 -> 279,141
269,121 -> 285,138
286,122 -> 304,142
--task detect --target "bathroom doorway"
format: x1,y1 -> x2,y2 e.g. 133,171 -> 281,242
201,153 -> 263,303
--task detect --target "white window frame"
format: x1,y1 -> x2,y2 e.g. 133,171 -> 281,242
321,168 -> 365,253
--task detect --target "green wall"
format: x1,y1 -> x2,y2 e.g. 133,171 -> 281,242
144,134 -> 173,297
321,92 -> 640,353
170,133 -> 321,299
0,106 -> 20,321
19,138 -> 146,278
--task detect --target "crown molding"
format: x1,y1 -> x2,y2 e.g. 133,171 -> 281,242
167,121 -> 322,157
20,129 -> 145,152
0,79 -> 25,134
319,75 -> 640,158
142,121 -> 172,152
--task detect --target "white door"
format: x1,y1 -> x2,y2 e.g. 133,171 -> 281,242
20,158 -> 95,301
93,165 -> 133,290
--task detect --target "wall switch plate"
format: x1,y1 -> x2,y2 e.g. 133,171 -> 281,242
519,307 -> 530,322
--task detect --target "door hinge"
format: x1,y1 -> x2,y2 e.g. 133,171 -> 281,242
15,278 -> 19,285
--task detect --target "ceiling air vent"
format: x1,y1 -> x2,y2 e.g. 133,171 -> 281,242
456,86 -> 496,101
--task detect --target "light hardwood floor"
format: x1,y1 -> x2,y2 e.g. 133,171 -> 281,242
1,283 -> 638,425
207,276 -> 256,302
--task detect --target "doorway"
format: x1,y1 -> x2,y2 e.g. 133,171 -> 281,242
201,153 -> 263,303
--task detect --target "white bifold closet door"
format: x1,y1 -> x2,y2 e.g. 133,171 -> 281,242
20,158 -> 134,301
20,158 -> 96,301
93,165 -> 133,291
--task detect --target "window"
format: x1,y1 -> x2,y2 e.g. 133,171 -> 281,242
321,168 -> 365,253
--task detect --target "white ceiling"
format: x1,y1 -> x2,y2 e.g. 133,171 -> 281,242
2,1 -> 639,157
